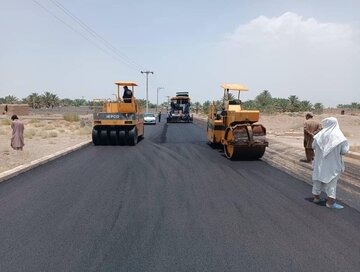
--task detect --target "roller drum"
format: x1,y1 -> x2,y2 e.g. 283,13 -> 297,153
223,124 -> 267,160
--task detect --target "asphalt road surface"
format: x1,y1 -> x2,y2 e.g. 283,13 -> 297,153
1,117 -> 360,272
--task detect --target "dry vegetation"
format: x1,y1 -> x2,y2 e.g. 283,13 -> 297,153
0,114 -> 92,173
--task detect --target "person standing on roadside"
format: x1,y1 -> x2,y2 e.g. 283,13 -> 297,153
10,115 -> 25,151
158,111 -> 161,123
312,117 -> 349,209
301,112 -> 321,162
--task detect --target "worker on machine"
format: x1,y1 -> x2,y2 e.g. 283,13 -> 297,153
183,102 -> 190,121
122,86 -> 133,103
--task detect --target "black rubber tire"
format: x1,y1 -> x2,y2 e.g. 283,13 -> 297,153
109,130 -> 118,145
99,130 -> 108,145
118,130 -> 126,145
92,129 -> 100,145
128,128 -> 138,146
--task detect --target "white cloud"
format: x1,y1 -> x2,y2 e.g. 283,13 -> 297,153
226,12 -> 358,50
216,12 -> 360,106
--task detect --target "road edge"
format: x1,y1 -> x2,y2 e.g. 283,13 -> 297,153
0,140 -> 92,183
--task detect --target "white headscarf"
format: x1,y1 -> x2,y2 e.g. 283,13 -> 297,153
313,117 -> 347,158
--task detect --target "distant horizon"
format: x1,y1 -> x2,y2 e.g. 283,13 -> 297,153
1,90 -> 358,109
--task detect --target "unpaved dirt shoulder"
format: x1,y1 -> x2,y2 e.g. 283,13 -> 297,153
0,114 -> 92,173
193,117 -> 360,211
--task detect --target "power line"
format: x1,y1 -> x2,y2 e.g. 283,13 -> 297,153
31,0 -> 124,65
31,0 -> 144,72
47,0 -> 146,71
32,0 -> 167,101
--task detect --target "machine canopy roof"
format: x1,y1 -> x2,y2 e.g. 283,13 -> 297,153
114,81 -> 138,87
221,84 -> 248,91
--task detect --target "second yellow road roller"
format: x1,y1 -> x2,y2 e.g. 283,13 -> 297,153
207,84 -> 268,160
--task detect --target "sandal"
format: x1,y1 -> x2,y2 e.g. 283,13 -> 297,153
326,202 -> 344,209
313,197 -> 325,204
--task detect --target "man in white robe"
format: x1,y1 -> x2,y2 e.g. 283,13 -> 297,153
10,115 -> 25,150
312,117 -> 349,209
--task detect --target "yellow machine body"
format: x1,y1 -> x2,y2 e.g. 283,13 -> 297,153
207,84 -> 268,160
92,81 -> 144,146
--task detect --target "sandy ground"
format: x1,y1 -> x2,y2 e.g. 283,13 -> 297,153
0,114 -> 91,173
260,112 -> 360,151
0,111 -> 359,174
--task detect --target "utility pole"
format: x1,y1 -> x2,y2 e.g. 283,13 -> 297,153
156,87 -> 164,113
141,70 -> 154,113
166,95 -> 170,109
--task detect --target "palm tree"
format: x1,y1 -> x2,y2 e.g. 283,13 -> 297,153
215,100 -> 222,111
73,98 -> 87,107
60,98 -> 74,107
255,90 -> 272,108
350,102 -> 360,109
242,100 -> 257,110
313,102 -> 324,114
226,93 -> 236,101
41,92 -> 59,108
273,98 -> 289,112
299,100 -> 312,111
193,102 -> 202,113
288,95 -> 300,112
50,93 -> 59,108
202,100 -> 211,114
26,93 -> 42,108
2,95 -> 19,104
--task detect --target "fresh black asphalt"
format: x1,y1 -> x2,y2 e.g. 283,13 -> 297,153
1,117 -> 360,271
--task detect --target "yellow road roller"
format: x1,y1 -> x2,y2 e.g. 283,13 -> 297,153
167,92 -> 193,123
207,84 -> 268,160
92,81 -> 144,146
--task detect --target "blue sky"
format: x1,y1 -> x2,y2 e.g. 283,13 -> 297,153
1,0 -> 359,106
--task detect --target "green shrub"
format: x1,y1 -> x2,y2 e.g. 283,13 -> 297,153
40,131 -> 48,139
45,124 -> 55,130
49,131 -> 58,137
33,122 -> 45,127
77,127 -> 91,135
1,118 -> 11,125
24,128 -> 36,139
29,119 -> 40,124
63,113 -> 80,122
